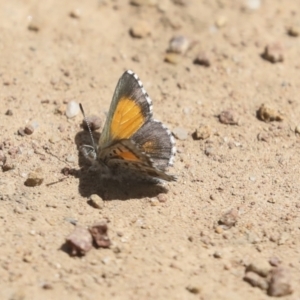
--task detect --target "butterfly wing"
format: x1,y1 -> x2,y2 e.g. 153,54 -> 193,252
131,119 -> 176,171
98,70 -> 153,150
100,140 -> 176,182
108,159 -> 176,182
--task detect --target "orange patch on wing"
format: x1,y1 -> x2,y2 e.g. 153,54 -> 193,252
111,97 -> 145,139
141,141 -> 154,152
119,150 -> 141,162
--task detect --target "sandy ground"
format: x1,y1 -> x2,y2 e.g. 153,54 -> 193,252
0,0 -> 300,299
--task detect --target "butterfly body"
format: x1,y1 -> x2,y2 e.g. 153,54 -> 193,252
82,70 -> 176,183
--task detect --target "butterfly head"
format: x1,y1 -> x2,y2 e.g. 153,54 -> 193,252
80,144 -> 97,161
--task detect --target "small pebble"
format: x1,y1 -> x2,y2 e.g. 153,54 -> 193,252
5,109 -> 13,116
257,104 -> 283,122
172,0 -> 188,6
167,35 -> 190,54
269,257 -> 281,267
89,222 -> 111,248
246,260 -> 272,277
88,194 -> 104,209
62,69 -> 70,77
64,217 -> 78,225
262,42 -> 284,63
66,155 -> 75,163
130,21 -> 151,38
247,233 -> 262,244
55,104 -> 66,115
194,52 -> 211,67
215,226 -> 223,234
210,194 -> 217,200
69,9 -> 81,19
192,125 -> 211,140
8,147 -> 20,156
49,135 -> 60,144
287,25 -> 299,37
66,226 -> 93,256
164,53 -> 182,64
66,101 -> 80,119
2,161 -> 14,172
23,252 -> 33,263
29,230 -> 36,235
24,168 -> 44,187
27,19 -> 40,32
130,0 -> 157,6
249,176 -> 256,182
219,110 -> 239,125
3,79 -> 12,86
41,282 -> 53,290
24,124 -> 35,135
204,146 -> 214,156
244,0 -> 261,10
150,198 -> 159,206
244,271 -> 269,290
18,128 -> 26,136
215,16 -> 227,28
267,197 -> 276,204
173,127 -> 188,140
157,0 -> 169,12
213,251 -> 222,258
14,207 -> 25,214
257,132 -> 270,142
218,208 -> 238,229
182,105 -> 190,111
186,285 -> 200,294
268,267 -> 293,297
131,54 -> 140,62
82,115 -> 102,131
101,256 -> 111,265
58,124 -> 66,132
157,193 -> 168,203
269,234 -> 280,243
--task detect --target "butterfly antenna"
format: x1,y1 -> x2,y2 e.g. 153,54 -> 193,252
79,103 -> 96,151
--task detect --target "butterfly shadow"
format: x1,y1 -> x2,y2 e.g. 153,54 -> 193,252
74,130 -> 168,201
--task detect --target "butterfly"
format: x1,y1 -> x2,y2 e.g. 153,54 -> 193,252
81,70 -> 176,183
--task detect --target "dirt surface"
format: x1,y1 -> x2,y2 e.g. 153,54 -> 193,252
0,0 -> 300,299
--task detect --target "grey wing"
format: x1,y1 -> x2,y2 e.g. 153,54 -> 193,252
131,119 -> 176,170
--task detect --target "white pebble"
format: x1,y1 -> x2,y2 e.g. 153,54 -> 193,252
249,176 -> 256,182
168,35 -> 190,54
183,107 -> 191,115
102,256 -> 111,265
66,101 -> 80,119
49,135 -> 60,144
173,127 -> 188,140
66,155 -> 76,163
245,0 -> 261,10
